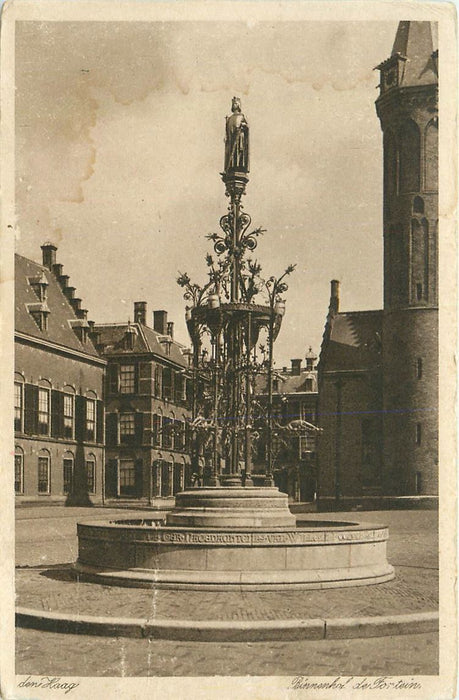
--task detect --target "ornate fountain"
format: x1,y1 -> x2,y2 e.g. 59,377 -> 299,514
76,99 -> 394,590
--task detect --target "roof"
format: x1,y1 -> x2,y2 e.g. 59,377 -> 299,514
391,21 -> 438,88
255,369 -> 317,396
15,253 -> 99,357
94,322 -> 189,368
320,310 -> 383,373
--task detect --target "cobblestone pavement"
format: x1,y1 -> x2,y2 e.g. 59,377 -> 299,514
16,628 -> 438,677
16,508 -> 438,621
15,506 -> 439,677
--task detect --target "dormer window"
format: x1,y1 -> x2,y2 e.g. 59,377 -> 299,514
27,302 -> 50,331
376,53 -> 406,96
28,272 -> 48,302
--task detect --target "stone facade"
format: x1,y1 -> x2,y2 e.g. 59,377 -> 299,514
317,22 -> 438,505
94,304 -> 193,500
15,246 -> 106,503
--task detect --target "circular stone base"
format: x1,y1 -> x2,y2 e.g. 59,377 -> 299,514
76,519 -> 394,591
166,486 -> 296,528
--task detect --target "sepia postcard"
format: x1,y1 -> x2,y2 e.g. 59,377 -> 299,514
0,1 -> 457,698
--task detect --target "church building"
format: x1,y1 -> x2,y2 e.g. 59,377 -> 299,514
317,21 -> 438,507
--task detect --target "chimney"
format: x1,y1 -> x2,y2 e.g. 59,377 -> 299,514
64,286 -> 76,300
52,263 -> 63,278
88,320 -> 95,332
153,310 -> 168,335
291,358 -> 302,376
330,279 -> 340,314
76,308 -> 88,320
58,274 -> 69,289
71,298 -> 82,311
134,301 -> 147,325
167,321 -> 174,339
41,242 -> 57,270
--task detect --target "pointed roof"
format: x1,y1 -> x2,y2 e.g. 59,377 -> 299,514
391,21 -> 438,87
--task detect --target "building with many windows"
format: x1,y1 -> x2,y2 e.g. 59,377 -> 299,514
15,244 -> 106,503
94,302 -> 193,501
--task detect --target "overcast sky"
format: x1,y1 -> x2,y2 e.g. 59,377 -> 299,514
15,19 -> 398,367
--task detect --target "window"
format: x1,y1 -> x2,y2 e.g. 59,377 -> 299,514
63,458 -> 74,495
174,420 -> 185,451
31,310 -> 49,332
413,196 -> 424,214
14,382 -> 23,432
86,459 -> 96,494
120,365 -> 135,394
15,450 -> 24,494
175,374 -> 186,404
162,416 -> 173,448
416,358 -> 423,380
305,378 -> 313,391
416,423 -> 422,446
415,471 -> 423,495
63,394 -> 74,438
162,367 -> 173,401
154,365 -> 162,397
153,414 -> 162,447
120,413 -> 135,444
86,399 -> 96,441
119,459 -> 135,489
272,379 -> 279,392
416,283 -> 423,301
38,388 -> 50,435
38,455 -> 50,494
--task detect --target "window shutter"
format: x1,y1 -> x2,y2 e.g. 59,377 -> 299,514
106,413 -> 118,446
96,400 -> 104,444
107,364 -> 118,394
154,364 -> 162,397
51,390 -> 63,438
134,362 -> 139,394
106,458 -> 118,497
24,384 -> 39,435
135,458 -> 143,495
135,412 -> 144,444
75,395 -> 86,442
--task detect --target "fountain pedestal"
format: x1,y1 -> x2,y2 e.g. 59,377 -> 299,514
76,486 -> 394,591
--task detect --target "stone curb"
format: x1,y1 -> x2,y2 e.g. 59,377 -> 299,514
16,607 -> 438,642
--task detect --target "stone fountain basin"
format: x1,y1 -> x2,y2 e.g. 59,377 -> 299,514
75,517 -> 394,591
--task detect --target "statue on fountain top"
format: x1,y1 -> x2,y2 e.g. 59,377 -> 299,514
224,97 -> 249,176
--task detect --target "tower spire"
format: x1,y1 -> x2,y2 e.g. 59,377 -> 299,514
391,21 -> 438,87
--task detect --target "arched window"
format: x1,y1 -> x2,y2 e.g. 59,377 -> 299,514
384,130 -> 398,207
15,446 -> 24,494
86,453 -> 96,495
425,119 -> 438,191
38,448 -> 51,494
38,379 -> 52,436
399,121 -> 421,193
14,374 -> 25,432
413,196 -> 424,214
85,391 -> 97,442
63,451 -> 74,495
63,386 -> 75,439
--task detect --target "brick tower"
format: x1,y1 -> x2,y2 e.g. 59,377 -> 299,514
376,22 -> 438,495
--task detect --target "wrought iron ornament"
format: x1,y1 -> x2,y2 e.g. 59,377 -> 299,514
177,99 -> 298,487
